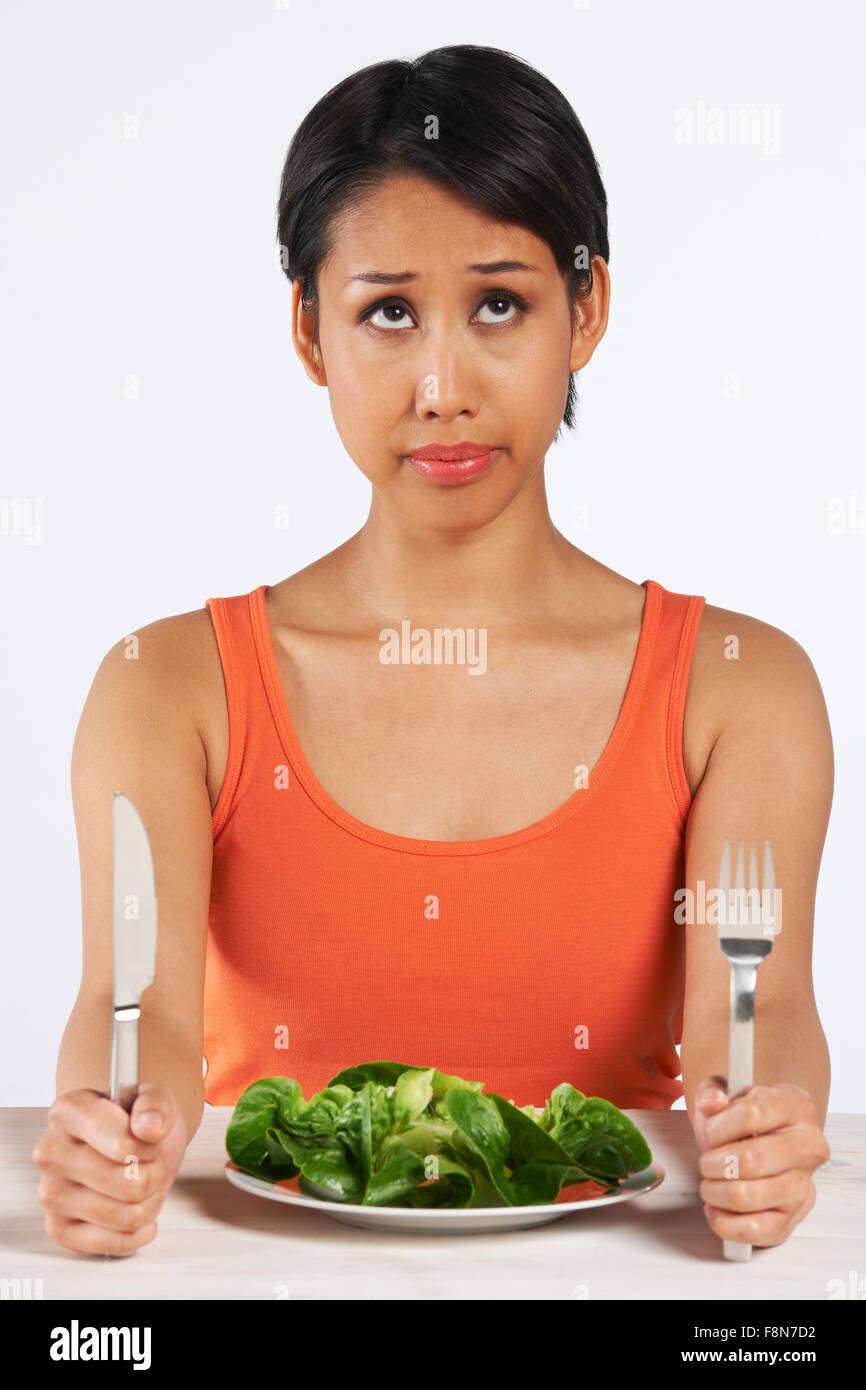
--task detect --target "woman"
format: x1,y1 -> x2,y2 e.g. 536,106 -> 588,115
37,44 -> 831,1256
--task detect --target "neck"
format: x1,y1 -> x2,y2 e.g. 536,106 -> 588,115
334,475 -> 585,628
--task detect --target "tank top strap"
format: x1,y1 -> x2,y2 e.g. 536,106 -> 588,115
631,578 -> 706,822
204,587 -> 273,841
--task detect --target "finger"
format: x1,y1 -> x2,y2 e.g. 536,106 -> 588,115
703,1187 -> 815,1249
38,1171 -> 166,1233
699,1125 -> 830,1181
48,1093 -> 161,1164
33,1126 -> 168,1202
43,1208 -> 158,1257
699,1167 -> 815,1215
703,1202 -> 792,1246
702,1180 -> 817,1248
701,1083 -> 817,1147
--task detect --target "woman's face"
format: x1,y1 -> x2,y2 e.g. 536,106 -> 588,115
291,173 -> 609,532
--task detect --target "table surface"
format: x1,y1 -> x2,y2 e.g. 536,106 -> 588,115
2,1107 -> 864,1300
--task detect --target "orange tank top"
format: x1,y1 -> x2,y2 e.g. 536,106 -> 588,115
202,578 -> 706,1111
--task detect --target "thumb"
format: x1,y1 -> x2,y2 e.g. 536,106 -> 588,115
692,1075 -> 729,1153
696,1074 -> 729,1109
128,1083 -> 177,1142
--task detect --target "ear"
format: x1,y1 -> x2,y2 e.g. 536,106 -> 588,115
291,279 -> 326,387
568,255 -> 610,372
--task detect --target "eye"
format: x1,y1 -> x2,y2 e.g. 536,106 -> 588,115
474,294 -> 523,325
364,301 -> 414,330
360,290 -> 528,333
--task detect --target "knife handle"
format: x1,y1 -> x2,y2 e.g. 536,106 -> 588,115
109,1006 -> 140,1112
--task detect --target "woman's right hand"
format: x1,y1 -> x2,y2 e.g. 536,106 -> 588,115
32,1083 -> 188,1256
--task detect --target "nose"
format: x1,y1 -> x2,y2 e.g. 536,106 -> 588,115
412,336 -> 481,421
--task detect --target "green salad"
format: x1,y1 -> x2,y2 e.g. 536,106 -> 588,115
225,1061 -> 653,1208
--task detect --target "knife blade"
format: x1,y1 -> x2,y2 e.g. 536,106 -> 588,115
109,791 -> 157,1113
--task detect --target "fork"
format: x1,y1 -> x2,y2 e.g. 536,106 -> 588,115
716,837 -> 776,1261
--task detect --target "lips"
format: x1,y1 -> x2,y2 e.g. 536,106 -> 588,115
407,441 -> 499,462
405,447 -> 500,484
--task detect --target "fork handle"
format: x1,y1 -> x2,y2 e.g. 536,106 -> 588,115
728,962 -> 757,1094
725,962 -> 757,1262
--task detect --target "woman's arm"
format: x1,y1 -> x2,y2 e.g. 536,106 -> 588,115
35,615 -> 214,1253
60,613 -> 214,1140
679,606 -> 834,1246
682,1001 -> 830,1128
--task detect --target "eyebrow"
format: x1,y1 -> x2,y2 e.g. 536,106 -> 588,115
345,260 -> 539,287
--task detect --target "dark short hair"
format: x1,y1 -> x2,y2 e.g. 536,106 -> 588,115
276,44 -> 609,438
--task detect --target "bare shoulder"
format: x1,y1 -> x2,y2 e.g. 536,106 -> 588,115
148,604 -> 230,764
684,599 -> 833,793
691,600 -> 829,701
96,604 -> 226,766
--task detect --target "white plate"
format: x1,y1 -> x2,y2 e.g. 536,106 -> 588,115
224,1157 -> 665,1235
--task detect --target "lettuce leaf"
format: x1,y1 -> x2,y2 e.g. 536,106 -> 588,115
224,1063 -> 653,1208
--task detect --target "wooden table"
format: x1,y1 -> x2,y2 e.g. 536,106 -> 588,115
2,1108 -> 863,1300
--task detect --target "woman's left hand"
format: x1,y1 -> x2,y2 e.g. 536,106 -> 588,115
692,1076 -> 831,1248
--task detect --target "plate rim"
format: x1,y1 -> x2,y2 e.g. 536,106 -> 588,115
223,1156 -> 665,1218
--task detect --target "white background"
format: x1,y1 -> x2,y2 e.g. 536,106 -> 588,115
2,0 -> 863,1108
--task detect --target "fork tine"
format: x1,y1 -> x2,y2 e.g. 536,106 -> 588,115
735,838 -> 745,894
764,840 -> 776,933
749,839 -> 759,922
